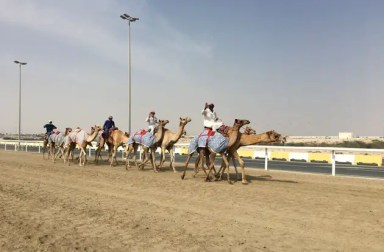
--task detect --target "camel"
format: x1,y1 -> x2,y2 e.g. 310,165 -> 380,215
220,130 -> 286,184
192,125 -> 257,176
157,117 -> 192,173
63,125 -> 101,166
125,119 -> 169,172
42,134 -> 50,160
181,119 -> 250,184
94,130 -> 111,164
108,130 -> 130,166
243,126 -> 256,135
48,128 -> 72,163
94,129 -> 130,166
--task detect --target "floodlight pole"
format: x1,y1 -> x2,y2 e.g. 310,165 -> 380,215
14,60 -> 27,151
120,13 -> 139,134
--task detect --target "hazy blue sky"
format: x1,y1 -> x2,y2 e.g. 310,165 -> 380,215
1,0 -> 384,136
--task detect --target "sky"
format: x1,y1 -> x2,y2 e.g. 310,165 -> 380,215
1,0 -> 384,137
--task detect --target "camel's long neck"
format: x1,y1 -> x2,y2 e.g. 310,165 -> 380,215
155,126 -> 164,142
171,122 -> 186,142
86,129 -> 99,143
240,133 -> 272,146
227,125 -> 241,148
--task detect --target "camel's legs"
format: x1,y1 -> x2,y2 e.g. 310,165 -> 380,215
193,152 -> 200,176
217,154 -> 239,181
193,148 -> 216,178
43,143 -> 51,160
125,144 -> 134,169
79,148 -> 87,166
64,146 -> 72,166
53,145 -> 64,163
110,145 -> 119,167
181,153 -> 194,180
221,153 -> 232,184
205,152 -> 217,182
156,146 -> 174,172
95,137 -> 105,164
42,138 -> 49,160
168,147 -> 177,173
138,147 -> 154,171
49,143 -> 56,162
157,147 -> 167,171
231,151 -> 247,184
125,144 -> 141,169
149,149 -> 158,172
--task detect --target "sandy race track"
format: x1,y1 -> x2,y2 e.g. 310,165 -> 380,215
0,150 -> 384,251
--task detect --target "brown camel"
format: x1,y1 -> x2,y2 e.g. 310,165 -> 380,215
125,119 -> 169,172
243,126 -> 256,135
42,134 -> 50,160
191,125 -> 257,179
157,117 -> 192,172
94,130 -> 112,164
108,130 -> 130,166
181,119 -> 250,184
63,125 -> 101,166
221,130 -> 286,184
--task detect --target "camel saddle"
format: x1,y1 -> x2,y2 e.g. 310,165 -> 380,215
198,128 -> 216,146
217,125 -> 231,137
134,129 -> 147,137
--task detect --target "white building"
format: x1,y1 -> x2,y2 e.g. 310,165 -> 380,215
339,132 -> 353,139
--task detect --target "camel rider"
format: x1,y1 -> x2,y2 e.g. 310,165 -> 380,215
145,111 -> 158,134
202,102 -> 223,131
43,120 -> 57,139
102,116 -> 116,139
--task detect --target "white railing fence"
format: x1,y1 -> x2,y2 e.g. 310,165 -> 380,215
1,140 -> 384,177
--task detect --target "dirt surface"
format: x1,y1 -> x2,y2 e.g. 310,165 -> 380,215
1,150 -> 384,251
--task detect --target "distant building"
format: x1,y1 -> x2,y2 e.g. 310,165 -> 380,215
339,132 -> 353,139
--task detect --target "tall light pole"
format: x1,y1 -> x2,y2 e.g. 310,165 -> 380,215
120,13 -> 139,134
14,60 -> 27,151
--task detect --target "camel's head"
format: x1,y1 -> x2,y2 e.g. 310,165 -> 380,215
180,117 -> 192,126
243,126 -> 256,135
96,125 -> 102,131
158,119 -> 170,127
266,130 -> 286,144
233,119 -> 250,128
91,125 -> 102,133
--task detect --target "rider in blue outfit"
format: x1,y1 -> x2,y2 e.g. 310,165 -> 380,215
103,116 -> 116,139
43,120 -> 57,139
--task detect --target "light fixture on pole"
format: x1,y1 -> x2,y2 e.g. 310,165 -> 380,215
120,13 -> 139,134
14,60 -> 27,151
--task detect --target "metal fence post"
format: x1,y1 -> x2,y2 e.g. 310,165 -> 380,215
332,150 -> 336,176
264,147 -> 268,170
